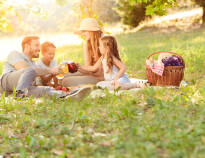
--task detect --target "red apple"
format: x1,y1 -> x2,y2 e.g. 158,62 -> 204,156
62,87 -> 66,92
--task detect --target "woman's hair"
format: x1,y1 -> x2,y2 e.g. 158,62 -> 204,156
85,30 -> 102,65
100,36 -> 121,73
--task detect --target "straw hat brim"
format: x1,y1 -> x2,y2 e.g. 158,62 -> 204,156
74,18 -> 102,35
75,27 -> 102,35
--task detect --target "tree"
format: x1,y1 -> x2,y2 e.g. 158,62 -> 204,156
73,0 -> 105,29
73,0 -> 120,23
73,0 -> 95,20
127,0 -> 177,16
0,0 -> 16,32
0,0 -> 72,33
117,0 -> 148,28
193,0 -> 205,25
93,0 -> 120,23
116,0 -> 177,27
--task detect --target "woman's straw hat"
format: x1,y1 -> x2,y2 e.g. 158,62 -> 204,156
75,18 -> 101,34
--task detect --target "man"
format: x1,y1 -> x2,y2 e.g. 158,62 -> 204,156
0,36 -> 91,99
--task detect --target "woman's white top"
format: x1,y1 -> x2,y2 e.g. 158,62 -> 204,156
101,57 -> 130,83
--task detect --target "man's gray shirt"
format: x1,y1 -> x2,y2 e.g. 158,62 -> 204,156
3,51 -> 36,75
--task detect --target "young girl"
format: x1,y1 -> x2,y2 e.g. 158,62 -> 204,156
78,36 -> 144,90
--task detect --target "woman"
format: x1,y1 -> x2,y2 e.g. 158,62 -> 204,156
62,18 -> 104,87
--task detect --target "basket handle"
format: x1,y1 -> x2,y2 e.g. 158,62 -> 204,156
147,51 -> 185,67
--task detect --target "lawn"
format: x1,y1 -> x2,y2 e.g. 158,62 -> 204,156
1,28 -> 205,158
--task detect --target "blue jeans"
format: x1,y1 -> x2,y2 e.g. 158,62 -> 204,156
0,67 -> 65,98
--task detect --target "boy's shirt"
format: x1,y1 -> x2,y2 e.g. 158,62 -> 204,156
36,59 -> 58,84
36,58 -> 58,69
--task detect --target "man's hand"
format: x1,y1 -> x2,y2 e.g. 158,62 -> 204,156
50,67 -> 62,75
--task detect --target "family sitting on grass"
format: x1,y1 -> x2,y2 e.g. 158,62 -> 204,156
0,18 -> 145,99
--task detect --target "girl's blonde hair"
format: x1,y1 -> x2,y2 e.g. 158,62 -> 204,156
85,31 -> 102,65
100,36 -> 121,73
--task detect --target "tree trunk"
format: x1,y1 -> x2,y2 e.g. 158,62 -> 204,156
202,6 -> 205,26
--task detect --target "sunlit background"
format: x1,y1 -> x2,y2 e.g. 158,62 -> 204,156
0,0 -> 204,60
0,0 -> 83,60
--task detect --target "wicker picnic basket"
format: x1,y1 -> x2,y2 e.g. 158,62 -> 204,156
146,51 -> 185,86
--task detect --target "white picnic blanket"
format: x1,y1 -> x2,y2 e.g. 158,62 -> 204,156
91,78 -> 147,98
96,78 -> 147,90
90,79 -> 188,98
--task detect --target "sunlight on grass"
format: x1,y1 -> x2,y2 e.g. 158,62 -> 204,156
192,36 -> 205,43
1,29 -> 205,157
56,44 -> 84,64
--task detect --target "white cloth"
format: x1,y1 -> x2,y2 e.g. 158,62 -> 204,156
97,78 -> 147,90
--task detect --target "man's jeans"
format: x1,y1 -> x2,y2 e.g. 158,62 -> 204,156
0,67 -> 64,97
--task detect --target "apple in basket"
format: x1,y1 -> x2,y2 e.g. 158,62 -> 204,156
67,63 -> 78,73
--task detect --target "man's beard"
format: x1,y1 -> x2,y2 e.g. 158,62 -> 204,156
33,54 -> 39,58
31,49 -> 40,58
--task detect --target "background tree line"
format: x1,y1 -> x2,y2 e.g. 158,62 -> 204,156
0,0 -> 205,35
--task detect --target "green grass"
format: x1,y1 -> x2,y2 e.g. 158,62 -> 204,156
1,28 -> 205,157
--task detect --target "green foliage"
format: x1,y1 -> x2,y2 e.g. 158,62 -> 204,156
72,0 -> 104,31
73,0 -> 96,20
116,0 -> 177,27
73,0 -> 120,28
192,0 -> 205,24
0,0 -> 16,32
117,0 -> 148,28
0,0 -> 58,34
56,0 -> 68,6
93,0 -> 120,23
128,0 -> 177,16
193,0 -> 205,6
0,0 -> 76,34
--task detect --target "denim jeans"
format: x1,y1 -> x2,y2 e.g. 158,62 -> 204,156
0,67 -> 65,98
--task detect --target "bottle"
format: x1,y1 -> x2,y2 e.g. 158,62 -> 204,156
56,64 -> 69,79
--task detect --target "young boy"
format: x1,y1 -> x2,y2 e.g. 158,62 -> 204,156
36,41 -> 59,88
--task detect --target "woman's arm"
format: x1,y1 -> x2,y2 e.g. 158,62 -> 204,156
113,56 -> 126,81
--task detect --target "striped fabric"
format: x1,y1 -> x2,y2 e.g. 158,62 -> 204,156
150,63 -> 164,76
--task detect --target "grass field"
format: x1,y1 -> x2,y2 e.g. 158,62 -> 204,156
1,28 -> 205,158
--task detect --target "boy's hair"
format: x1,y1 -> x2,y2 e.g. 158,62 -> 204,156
100,36 -> 121,73
41,41 -> 56,54
22,36 -> 39,52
